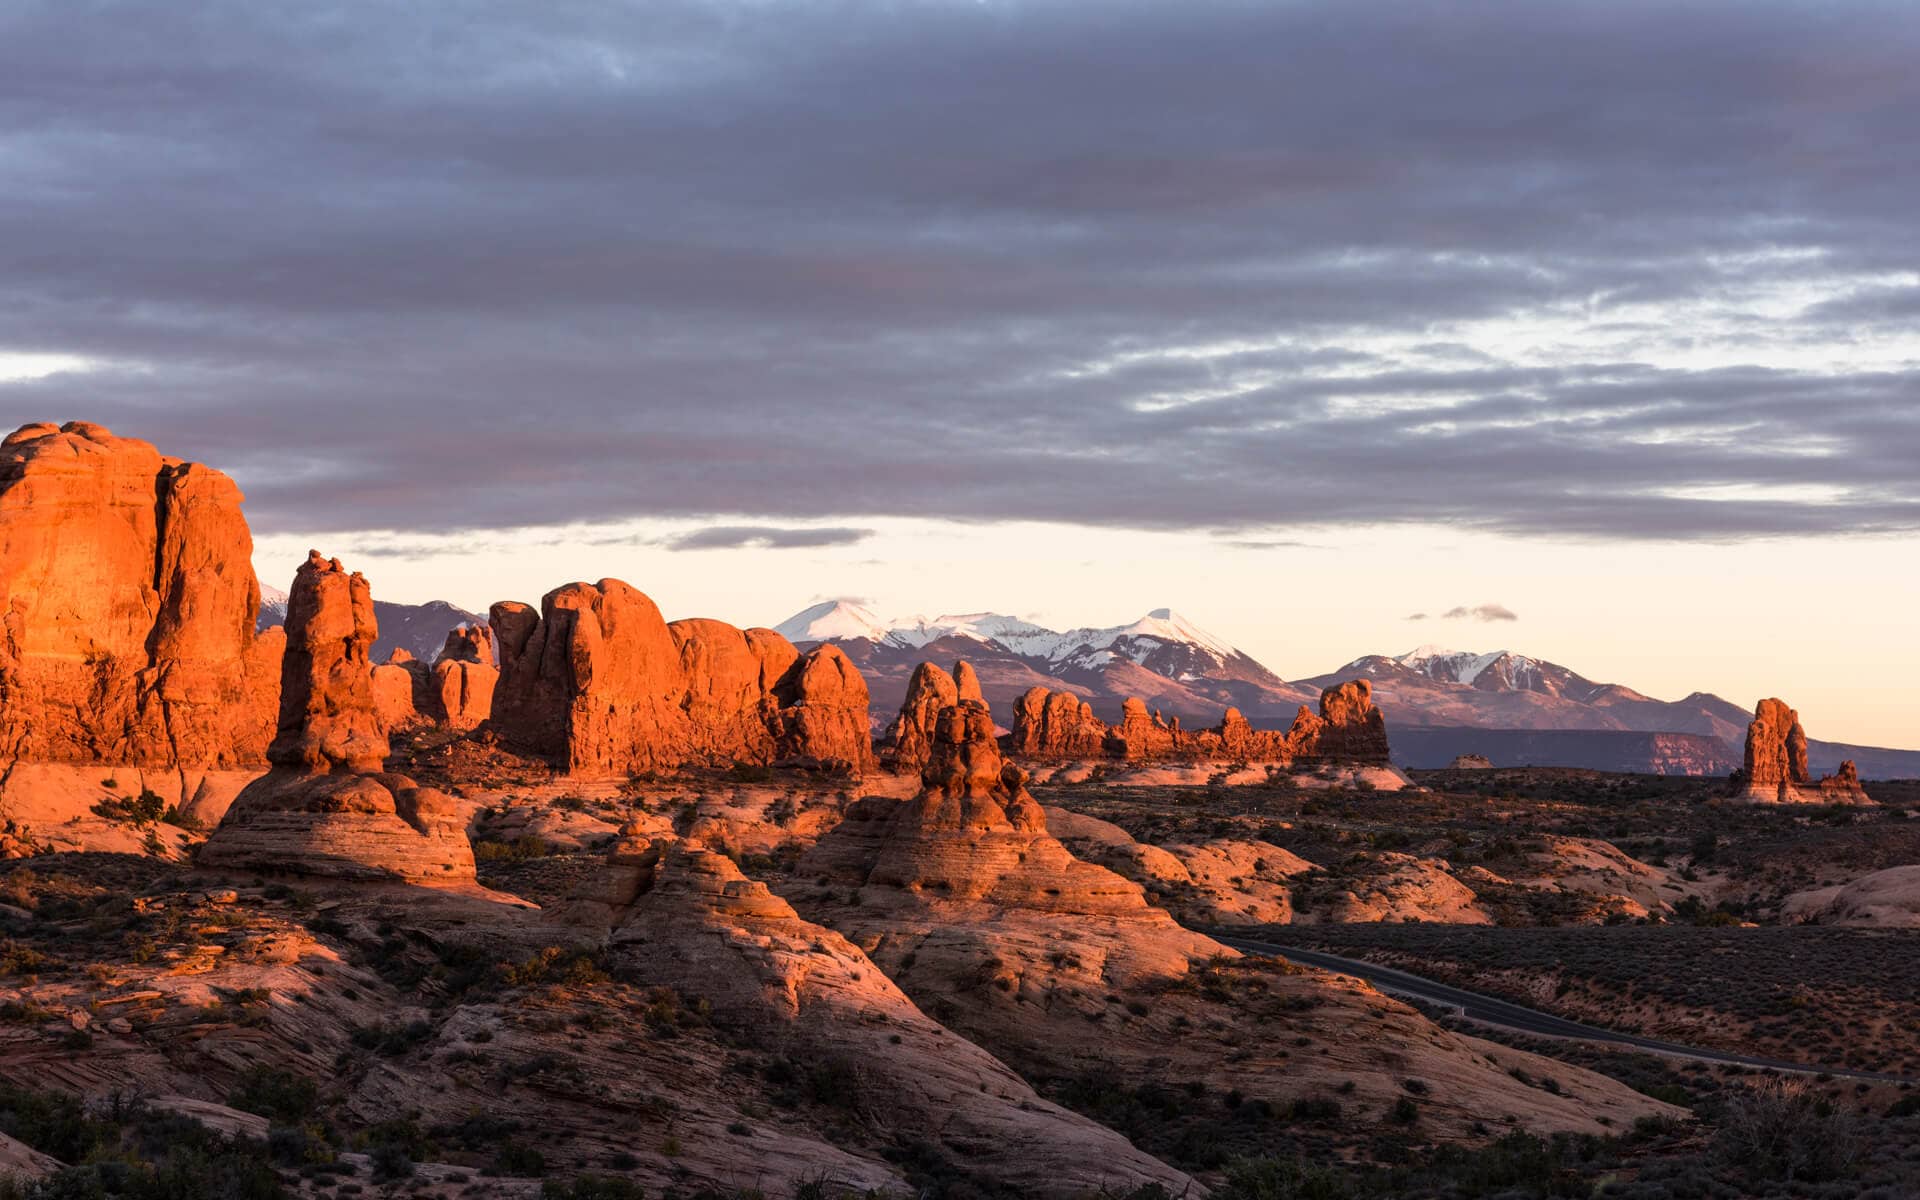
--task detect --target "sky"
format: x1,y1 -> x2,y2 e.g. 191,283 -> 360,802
2,1 -> 1917,747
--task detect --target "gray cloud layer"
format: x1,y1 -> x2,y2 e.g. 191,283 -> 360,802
664,525 -> 874,551
2,1 -> 1917,541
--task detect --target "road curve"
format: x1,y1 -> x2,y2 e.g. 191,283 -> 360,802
1207,931 -> 1913,1084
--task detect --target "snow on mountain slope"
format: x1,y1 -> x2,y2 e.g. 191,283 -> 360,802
258,582 -> 289,627
773,602 -> 1308,722
772,599 -> 893,644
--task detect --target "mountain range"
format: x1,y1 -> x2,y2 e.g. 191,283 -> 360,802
775,602 -> 1920,778
256,587 -> 1917,778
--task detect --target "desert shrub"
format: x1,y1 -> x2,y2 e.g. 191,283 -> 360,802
1710,1080 -> 1860,1184
92,790 -> 168,826
228,1065 -> 318,1123
1214,1156 -> 1357,1200
474,835 -> 552,862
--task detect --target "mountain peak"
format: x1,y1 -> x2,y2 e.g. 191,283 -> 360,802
772,599 -> 889,644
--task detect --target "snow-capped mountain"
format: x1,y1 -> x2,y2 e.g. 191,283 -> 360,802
1303,646 -> 1755,744
772,602 -> 1311,724
258,582 -> 289,627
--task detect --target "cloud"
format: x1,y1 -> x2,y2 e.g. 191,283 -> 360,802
1442,604 -> 1520,623
3,2 -> 1920,542
1406,612 -> 1429,621
664,525 -> 874,551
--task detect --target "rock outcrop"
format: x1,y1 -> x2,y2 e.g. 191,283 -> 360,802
370,648 -> 424,731
769,644 -> 876,773
880,660 -> 986,772
1011,677 -> 1392,767
200,552 -> 476,883
1735,698 -> 1871,803
430,624 -> 498,731
0,421 -> 280,769
487,579 -> 874,776
797,699 -> 1672,1142
1009,686 -> 1108,759
605,839 -> 1194,1196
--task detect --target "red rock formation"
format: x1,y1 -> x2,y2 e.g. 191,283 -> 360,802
1009,678 -> 1390,767
489,580 -> 874,775
0,421 -> 279,769
770,644 -> 876,773
269,551 -> 387,771
1737,698 -> 1816,802
1009,687 -> 1108,759
438,623 -> 495,668
1287,679 -> 1391,764
882,661 -> 966,772
371,661 -> 422,730
201,552 -> 475,883
487,580 -> 692,774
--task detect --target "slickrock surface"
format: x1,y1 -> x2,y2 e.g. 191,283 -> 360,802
488,579 -> 873,776
0,421 -> 280,770
1785,864 -> 1920,927
796,702 -> 1670,1140
1735,698 -> 1871,803
200,553 -> 476,883
1046,807 -> 1312,926
1013,676 -> 1393,767
605,840 -> 1196,1196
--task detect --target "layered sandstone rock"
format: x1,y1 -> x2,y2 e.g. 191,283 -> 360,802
769,645 -> 876,773
1009,687 -> 1108,759
0,421 -> 279,769
488,580 -> 873,775
605,839 -> 1194,1196
201,553 -> 476,883
1735,698 -> 1870,803
371,649 -> 424,731
796,702 -> 1671,1141
881,660 -> 986,772
1011,677 -> 1392,767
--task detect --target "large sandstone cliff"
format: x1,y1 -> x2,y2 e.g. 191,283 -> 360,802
487,580 -> 873,776
0,421 -> 280,769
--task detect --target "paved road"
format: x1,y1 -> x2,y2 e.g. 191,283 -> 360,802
1208,931 -> 1913,1084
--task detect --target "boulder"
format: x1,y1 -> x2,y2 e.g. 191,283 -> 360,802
0,421 -> 279,769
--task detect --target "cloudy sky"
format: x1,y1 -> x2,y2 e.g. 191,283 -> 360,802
3,1 -> 1917,746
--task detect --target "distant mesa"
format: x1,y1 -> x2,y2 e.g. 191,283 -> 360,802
1732,697 -> 1871,804
200,551 -> 478,882
486,579 -> 874,776
1449,753 -> 1495,769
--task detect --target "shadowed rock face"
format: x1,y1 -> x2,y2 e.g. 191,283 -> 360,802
1010,676 -> 1392,766
201,551 -> 476,883
486,580 -> 874,776
1737,698 -> 1870,804
0,421 -> 280,769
